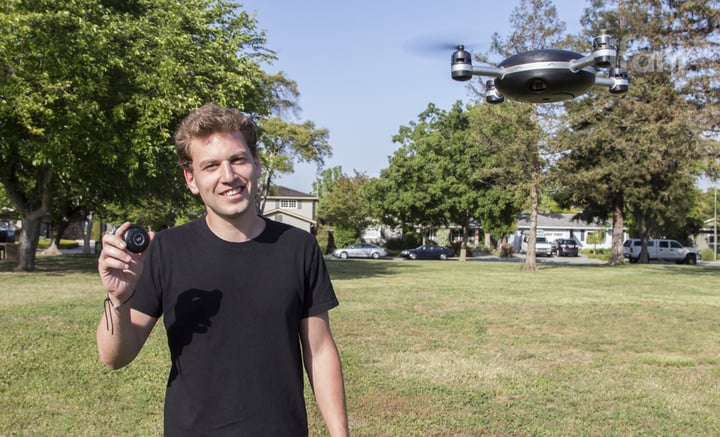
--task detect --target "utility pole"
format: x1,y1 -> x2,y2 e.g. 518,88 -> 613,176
714,184 -> 717,262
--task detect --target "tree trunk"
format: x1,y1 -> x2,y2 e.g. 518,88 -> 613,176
608,203 -> 625,266
15,216 -> 42,272
523,176 -> 539,271
4,164 -> 53,271
43,219 -> 69,257
83,215 -> 93,254
459,225 -> 468,262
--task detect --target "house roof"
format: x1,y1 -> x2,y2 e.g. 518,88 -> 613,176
267,186 -> 317,199
263,208 -> 317,226
516,213 -> 608,230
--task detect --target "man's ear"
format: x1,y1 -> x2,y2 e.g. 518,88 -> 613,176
183,168 -> 200,195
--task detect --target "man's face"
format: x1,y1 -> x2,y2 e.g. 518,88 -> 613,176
183,131 -> 261,222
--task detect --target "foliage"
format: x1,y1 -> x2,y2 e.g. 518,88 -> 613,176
466,103 -> 539,241
483,0 -> 567,271
313,166 -> 343,220
317,170 -> 372,236
384,233 -> 422,251
0,0 -> 276,270
553,0 -> 718,265
256,117 -> 331,210
435,228 -> 450,247
371,102 -> 535,261
332,227 -> 358,249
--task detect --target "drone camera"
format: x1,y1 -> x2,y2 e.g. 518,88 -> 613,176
451,45 -> 473,81
528,78 -> 549,92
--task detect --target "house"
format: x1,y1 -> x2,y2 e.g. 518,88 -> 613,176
261,186 -> 318,234
512,213 -> 618,251
362,213 -> 618,250
694,218 -> 718,253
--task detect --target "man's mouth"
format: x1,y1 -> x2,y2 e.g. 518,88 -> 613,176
223,186 -> 245,197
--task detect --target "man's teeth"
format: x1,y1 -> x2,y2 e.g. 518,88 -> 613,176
225,187 -> 243,196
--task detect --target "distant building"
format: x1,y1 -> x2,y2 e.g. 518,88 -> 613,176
695,218 -> 718,253
369,213 -> 621,250
512,213 -> 618,251
262,186 -> 318,234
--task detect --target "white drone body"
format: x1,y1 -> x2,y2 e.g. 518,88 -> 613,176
451,34 -> 629,103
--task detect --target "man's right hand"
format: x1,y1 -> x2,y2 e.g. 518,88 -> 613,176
98,222 -> 154,304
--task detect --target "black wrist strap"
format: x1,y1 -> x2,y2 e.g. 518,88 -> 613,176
103,290 -> 136,335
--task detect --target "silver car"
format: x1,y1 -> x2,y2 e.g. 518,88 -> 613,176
332,243 -> 387,259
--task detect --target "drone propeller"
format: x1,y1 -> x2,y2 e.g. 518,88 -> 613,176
403,33 -> 485,56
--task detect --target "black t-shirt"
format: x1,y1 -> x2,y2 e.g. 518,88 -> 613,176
132,217 -> 339,436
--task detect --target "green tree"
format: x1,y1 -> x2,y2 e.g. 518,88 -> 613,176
313,166 -> 344,221
320,170 -> 372,241
372,102 -> 532,261
370,104 -> 447,239
553,0 -> 716,265
0,0 -> 275,271
466,102 -> 538,250
256,118 -> 331,212
486,0 -> 568,271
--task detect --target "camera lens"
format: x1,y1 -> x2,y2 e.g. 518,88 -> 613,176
124,225 -> 149,253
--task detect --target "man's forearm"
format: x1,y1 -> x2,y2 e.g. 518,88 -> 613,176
96,299 -> 154,370
309,344 -> 349,436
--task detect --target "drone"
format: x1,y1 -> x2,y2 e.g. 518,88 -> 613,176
451,34 -> 629,104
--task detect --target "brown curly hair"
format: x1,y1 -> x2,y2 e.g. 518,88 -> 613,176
173,103 -> 258,170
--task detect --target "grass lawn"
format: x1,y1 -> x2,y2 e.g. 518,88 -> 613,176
1,255 -> 719,436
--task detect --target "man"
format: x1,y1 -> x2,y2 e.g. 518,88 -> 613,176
97,103 -> 348,436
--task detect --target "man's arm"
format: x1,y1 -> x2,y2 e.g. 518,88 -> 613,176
300,312 -> 349,437
96,222 -> 156,369
97,306 -> 157,369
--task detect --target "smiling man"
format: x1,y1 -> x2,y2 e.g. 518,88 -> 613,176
96,103 -> 348,436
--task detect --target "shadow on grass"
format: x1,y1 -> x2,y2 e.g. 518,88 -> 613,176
0,253 -> 98,274
325,257 -> 422,280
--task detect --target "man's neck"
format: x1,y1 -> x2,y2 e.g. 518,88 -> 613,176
205,213 -> 266,243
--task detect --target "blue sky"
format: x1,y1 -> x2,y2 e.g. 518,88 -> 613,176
242,1 -> 589,192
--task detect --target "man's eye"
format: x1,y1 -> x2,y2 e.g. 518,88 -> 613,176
203,163 -> 218,171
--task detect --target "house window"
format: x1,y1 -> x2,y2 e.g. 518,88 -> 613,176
280,200 -> 298,209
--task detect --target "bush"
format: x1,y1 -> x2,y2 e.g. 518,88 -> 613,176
701,248 -> 716,262
333,227 -> 358,249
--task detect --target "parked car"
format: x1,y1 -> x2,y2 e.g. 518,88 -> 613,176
551,238 -> 579,257
623,238 -> 699,265
332,243 -> 387,259
400,245 -> 455,260
520,235 -> 553,257
0,221 -> 15,243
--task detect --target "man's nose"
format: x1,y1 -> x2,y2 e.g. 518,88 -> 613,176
219,161 -> 236,181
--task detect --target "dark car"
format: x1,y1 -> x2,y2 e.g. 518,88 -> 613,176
0,221 -> 15,243
400,245 -> 455,260
552,238 -> 579,257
